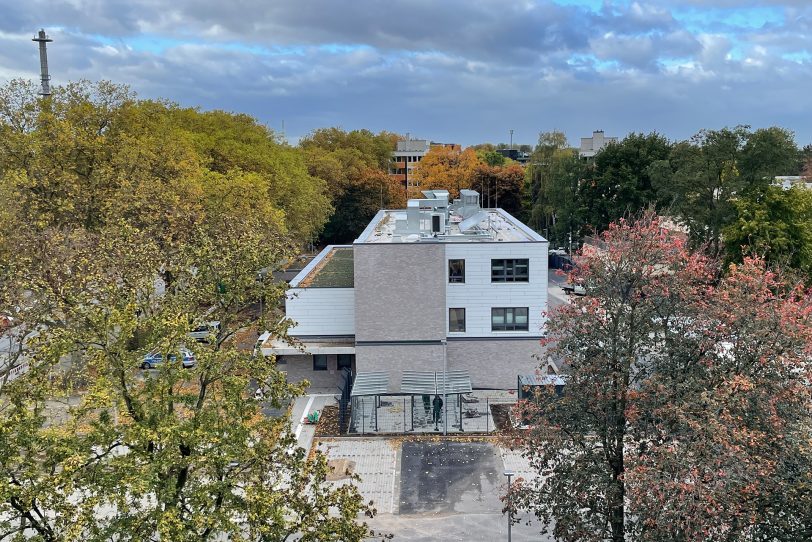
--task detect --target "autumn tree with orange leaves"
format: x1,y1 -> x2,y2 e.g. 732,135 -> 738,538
409,146 -> 480,199
411,146 -> 526,215
514,212 -> 812,542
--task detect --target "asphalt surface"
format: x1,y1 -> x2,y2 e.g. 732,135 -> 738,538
336,440 -> 555,542
399,441 -> 502,515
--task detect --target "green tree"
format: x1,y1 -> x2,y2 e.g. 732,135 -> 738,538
738,126 -> 799,186
299,128 -> 400,244
579,132 -> 672,235
0,80 -> 375,541
525,131 -> 584,247
723,185 -> 812,273
650,126 -> 750,253
478,149 -> 507,167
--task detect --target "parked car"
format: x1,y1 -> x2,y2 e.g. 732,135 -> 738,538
562,283 -> 586,296
188,321 -> 220,343
141,348 -> 196,369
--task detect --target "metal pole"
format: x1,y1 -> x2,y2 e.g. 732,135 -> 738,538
442,340 -> 447,435
505,471 -> 515,542
434,373 -> 439,432
486,397 -> 489,433
411,395 -> 415,431
459,394 -> 463,432
375,395 -> 378,432
403,397 -> 406,431
361,398 -> 365,435
509,129 -> 514,151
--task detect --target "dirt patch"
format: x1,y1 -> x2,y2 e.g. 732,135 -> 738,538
326,458 -> 356,481
490,403 -> 515,433
314,404 -> 345,437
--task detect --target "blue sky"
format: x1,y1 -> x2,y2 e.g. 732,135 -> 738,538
0,0 -> 810,148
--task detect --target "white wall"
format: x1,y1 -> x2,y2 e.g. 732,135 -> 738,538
285,288 -> 355,336
444,242 -> 548,337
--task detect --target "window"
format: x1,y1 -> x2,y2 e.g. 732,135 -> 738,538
449,259 -> 465,283
337,354 -> 354,370
313,354 -> 328,371
491,259 -> 529,282
449,308 -> 466,332
491,308 -> 529,331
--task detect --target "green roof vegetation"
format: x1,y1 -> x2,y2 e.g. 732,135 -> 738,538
301,248 -> 354,288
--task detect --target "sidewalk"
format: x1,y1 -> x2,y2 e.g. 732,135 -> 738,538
290,393 -> 337,450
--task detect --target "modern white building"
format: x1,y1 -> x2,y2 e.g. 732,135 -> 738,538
261,189 -> 550,390
579,130 -> 617,158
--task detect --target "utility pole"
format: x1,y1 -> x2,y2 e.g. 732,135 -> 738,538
504,470 -> 515,541
32,29 -> 53,96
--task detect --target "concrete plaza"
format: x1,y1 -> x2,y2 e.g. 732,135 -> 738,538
316,437 -> 551,542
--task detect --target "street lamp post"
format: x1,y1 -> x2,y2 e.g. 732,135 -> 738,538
504,470 -> 515,542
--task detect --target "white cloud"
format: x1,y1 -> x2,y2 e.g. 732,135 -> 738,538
0,0 -> 811,145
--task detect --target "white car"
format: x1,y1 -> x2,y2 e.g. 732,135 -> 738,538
188,321 -> 220,343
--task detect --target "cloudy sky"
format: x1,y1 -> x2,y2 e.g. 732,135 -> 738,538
1,0 -> 810,147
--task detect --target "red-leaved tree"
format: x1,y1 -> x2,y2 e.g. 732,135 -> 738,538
514,212 -> 812,542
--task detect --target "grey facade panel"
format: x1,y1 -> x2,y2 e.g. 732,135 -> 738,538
277,354 -> 345,389
355,344 -> 445,391
353,244 -> 446,342
446,339 -> 543,389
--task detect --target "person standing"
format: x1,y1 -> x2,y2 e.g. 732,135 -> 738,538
432,394 -> 444,428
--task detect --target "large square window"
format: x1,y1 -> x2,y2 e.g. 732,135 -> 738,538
491,307 -> 529,331
449,259 -> 465,283
449,308 -> 466,333
313,354 -> 328,371
491,259 -> 529,282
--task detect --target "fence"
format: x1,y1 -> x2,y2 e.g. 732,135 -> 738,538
347,393 -> 518,435
335,368 -> 353,433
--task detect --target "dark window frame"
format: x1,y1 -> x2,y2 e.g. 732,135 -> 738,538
491,307 -> 529,331
337,354 -> 354,370
491,259 -> 529,282
449,308 -> 466,333
449,259 -> 465,283
313,354 -> 328,371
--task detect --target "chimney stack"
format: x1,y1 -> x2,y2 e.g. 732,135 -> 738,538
32,29 -> 53,96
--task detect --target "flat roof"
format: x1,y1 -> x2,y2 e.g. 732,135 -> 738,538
356,208 -> 546,244
290,246 -> 354,288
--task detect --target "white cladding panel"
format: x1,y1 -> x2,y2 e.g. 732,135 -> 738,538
444,243 -> 548,337
285,288 -> 355,336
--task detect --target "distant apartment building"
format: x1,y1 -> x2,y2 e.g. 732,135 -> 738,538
389,138 -> 461,191
579,130 -> 617,158
260,189 -> 549,391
